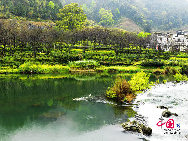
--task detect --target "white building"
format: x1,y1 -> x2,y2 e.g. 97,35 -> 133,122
154,30 -> 188,52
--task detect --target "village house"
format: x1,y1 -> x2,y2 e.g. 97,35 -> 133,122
153,30 -> 188,52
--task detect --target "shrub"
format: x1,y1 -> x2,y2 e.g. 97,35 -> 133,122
174,73 -> 188,82
177,53 -> 188,58
106,72 -> 151,103
129,72 -> 151,92
141,60 -> 165,67
164,67 -> 179,75
68,60 -> 99,69
106,78 -> 133,103
152,69 -> 165,75
180,65 -> 188,75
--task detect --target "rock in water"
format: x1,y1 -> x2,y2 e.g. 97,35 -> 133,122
157,106 -> 168,110
122,121 -> 152,136
162,110 -> 178,118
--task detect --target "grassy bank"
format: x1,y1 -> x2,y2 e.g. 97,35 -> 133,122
0,59 -> 186,76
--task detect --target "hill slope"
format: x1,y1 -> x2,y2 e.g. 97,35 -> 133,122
114,17 -> 143,33
1,0 -> 188,31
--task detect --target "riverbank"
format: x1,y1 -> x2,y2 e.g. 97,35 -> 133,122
132,82 -> 188,140
0,61 -> 186,75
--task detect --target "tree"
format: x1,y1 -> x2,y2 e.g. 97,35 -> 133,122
56,3 -> 87,31
99,8 -> 114,26
48,1 -> 55,9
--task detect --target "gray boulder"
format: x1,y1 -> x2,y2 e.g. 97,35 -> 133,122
162,110 -> 178,118
122,121 -> 152,136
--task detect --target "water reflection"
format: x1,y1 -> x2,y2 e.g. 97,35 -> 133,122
0,74 -> 138,141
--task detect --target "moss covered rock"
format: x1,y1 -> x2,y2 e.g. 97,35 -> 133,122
122,120 -> 152,136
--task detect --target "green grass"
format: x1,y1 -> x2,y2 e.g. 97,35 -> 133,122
68,60 -> 99,69
18,62 -> 70,74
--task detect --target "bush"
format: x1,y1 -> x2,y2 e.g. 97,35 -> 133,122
68,60 -> 99,69
106,78 -> 133,103
129,72 -> 151,92
152,69 -> 165,75
164,67 -> 179,75
141,60 -> 165,67
174,73 -> 188,82
180,65 -> 188,75
106,72 -> 151,103
177,53 -> 188,58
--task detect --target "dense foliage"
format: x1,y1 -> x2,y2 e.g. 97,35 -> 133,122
0,0 -> 62,20
0,19 -> 151,66
128,72 -> 150,92
2,0 -> 188,31
106,72 -> 151,103
56,3 -> 87,30
18,62 -> 69,74
62,0 -> 188,31
106,78 -> 133,103
68,60 -> 99,69
0,18 -> 187,76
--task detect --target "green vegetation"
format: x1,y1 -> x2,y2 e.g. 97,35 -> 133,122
99,8 -> 114,26
174,73 -> 188,82
2,0 -> 188,31
68,60 -> 99,69
96,66 -> 141,73
141,60 -> 165,67
18,62 -> 70,74
56,3 -> 87,30
106,72 -> 151,103
129,72 -> 151,92
106,78 -> 133,103
1,1 -> 188,139
0,3 -> 187,78
0,0 -> 62,20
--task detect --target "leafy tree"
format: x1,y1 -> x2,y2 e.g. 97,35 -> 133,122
48,1 -> 55,9
138,32 -> 151,38
99,8 -> 114,26
0,0 -> 62,20
56,3 -> 87,31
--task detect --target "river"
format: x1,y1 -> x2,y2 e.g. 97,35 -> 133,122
0,75 -> 187,141
0,74 -> 141,141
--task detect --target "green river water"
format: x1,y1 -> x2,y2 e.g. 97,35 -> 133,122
0,74 -> 141,141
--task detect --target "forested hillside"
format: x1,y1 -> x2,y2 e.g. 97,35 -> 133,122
61,0 -> 188,31
135,0 -> 188,31
1,0 -> 188,31
0,0 -> 62,20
